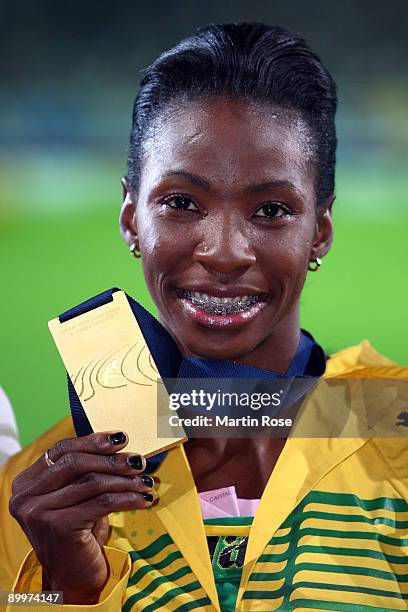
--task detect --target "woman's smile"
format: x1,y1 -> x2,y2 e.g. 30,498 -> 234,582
175,286 -> 270,329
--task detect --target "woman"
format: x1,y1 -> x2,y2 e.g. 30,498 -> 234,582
1,22 -> 407,611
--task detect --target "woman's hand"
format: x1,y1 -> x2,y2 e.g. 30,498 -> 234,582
9,431 -> 154,604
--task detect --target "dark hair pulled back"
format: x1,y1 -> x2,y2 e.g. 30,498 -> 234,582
127,22 -> 337,206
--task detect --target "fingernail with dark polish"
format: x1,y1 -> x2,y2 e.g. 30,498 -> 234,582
109,432 -> 127,445
143,493 -> 154,502
127,455 -> 144,470
141,475 -> 154,488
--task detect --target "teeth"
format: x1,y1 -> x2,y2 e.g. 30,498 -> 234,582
184,291 -> 260,314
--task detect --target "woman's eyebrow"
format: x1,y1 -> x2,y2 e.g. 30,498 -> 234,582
244,180 -> 303,197
158,170 -> 210,189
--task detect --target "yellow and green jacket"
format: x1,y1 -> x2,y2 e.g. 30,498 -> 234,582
0,341 -> 407,611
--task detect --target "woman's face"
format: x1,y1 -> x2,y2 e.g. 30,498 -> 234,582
121,98 -> 333,367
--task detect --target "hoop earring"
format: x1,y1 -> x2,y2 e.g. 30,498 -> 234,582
130,243 -> 141,259
308,257 -> 322,272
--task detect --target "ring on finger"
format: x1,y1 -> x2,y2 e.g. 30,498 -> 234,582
44,449 -> 55,467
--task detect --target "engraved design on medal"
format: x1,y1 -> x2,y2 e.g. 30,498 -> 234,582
71,342 -> 163,401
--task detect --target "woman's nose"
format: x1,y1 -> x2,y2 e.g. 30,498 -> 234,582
193,220 -> 256,275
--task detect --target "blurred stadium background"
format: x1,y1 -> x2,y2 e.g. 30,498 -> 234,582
1,1 -> 407,446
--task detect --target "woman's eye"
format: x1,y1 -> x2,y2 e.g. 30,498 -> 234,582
162,195 -> 198,212
254,202 -> 289,219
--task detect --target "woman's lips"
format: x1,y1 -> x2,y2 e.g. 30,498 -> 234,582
177,290 -> 268,329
